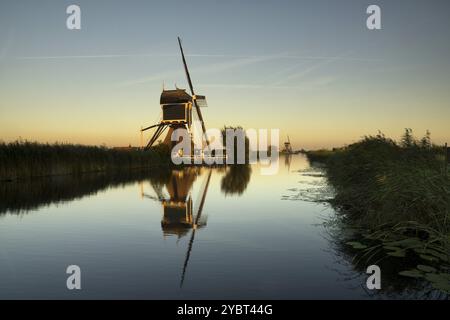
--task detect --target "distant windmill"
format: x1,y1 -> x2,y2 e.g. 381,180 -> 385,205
282,135 -> 293,154
141,37 -> 209,154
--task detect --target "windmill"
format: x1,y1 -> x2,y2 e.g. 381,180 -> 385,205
282,135 -> 293,154
141,37 -> 209,154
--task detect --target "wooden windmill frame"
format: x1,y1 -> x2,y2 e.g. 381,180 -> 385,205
141,37 -> 209,153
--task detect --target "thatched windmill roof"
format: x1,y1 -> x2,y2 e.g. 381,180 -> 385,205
160,89 -> 192,105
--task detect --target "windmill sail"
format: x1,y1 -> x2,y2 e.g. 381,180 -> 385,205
180,169 -> 212,287
177,37 -> 209,144
193,95 -> 208,108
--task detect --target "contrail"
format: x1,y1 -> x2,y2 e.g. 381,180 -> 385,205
116,53 -> 288,87
15,50 -> 380,89
16,53 -> 381,62
16,53 -> 177,60
271,51 -> 354,86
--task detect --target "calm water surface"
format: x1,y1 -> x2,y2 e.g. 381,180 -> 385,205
0,155 -> 425,299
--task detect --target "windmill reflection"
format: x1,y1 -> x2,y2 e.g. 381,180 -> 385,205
140,164 -> 251,287
140,167 -> 212,287
284,154 -> 292,172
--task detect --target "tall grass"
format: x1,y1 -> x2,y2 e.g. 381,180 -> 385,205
0,141 -> 170,181
322,130 -> 449,293
326,130 -> 449,233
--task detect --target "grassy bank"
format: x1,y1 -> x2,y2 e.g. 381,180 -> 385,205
0,141 -> 171,181
326,130 -> 449,230
321,130 -> 449,292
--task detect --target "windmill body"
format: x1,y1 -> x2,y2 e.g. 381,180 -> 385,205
141,38 -> 208,154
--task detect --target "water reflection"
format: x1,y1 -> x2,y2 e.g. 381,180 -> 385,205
220,165 -> 252,196
0,164 -> 254,293
284,154 -> 292,172
0,165 -> 252,217
139,165 -> 251,286
323,222 -> 449,299
0,169 -> 171,215
140,168 -> 210,286
284,161 -> 449,299
141,167 -> 207,238
0,155 -> 444,299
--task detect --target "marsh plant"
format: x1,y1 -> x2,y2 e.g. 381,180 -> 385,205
322,129 -> 449,294
0,141 -> 170,181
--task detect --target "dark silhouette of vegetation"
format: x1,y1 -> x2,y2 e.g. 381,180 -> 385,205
304,149 -> 337,163
326,130 -> 448,231
0,141 -> 171,181
220,165 -> 252,196
0,167 -> 173,215
320,130 -> 449,294
0,164 -> 252,216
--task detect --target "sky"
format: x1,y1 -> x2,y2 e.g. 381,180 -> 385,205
0,0 -> 449,149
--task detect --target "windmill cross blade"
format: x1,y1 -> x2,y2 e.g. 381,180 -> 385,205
194,170 -> 212,224
180,228 -> 196,288
179,170 -> 212,288
193,169 -> 211,217
178,37 -> 195,96
177,37 -> 209,146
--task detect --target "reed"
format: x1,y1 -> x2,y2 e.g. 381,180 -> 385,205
0,140 -> 171,181
326,130 -> 449,232
322,130 -> 449,293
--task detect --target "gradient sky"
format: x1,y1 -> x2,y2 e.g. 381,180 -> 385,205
0,0 -> 449,149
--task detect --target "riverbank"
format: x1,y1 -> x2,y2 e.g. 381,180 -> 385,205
0,141 -> 171,181
327,131 -> 448,229
307,131 -> 449,231
306,130 -> 449,293
304,149 -> 338,163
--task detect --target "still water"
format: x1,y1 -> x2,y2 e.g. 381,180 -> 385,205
0,155 -> 431,299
